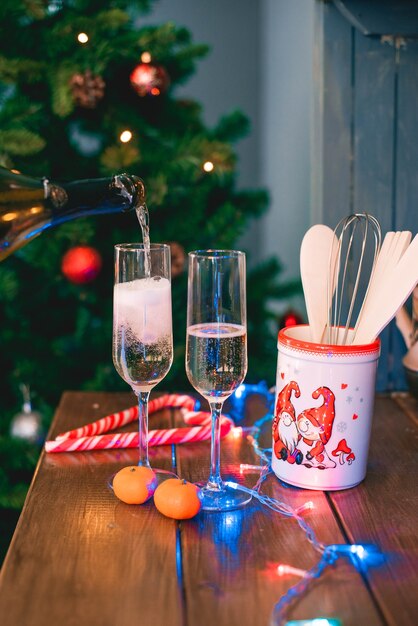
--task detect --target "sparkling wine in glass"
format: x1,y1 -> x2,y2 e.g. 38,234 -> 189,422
186,250 -> 251,511
113,243 -> 173,473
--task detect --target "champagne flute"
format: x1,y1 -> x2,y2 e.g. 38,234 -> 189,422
186,250 -> 251,511
113,243 -> 173,475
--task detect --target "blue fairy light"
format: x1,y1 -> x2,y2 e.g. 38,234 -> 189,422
175,527 -> 184,586
234,384 -> 245,399
329,543 -> 385,571
227,381 -> 275,422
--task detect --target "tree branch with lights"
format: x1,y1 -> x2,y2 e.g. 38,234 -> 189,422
0,0 -> 301,510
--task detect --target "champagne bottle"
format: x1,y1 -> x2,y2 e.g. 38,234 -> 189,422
0,166 -> 146,261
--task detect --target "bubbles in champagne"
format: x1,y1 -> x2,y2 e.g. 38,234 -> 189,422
186,323 -> 247,401
113,277 -> 173,390
114,333 -> 173,391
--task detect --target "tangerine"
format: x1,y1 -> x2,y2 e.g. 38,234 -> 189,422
154,478 -> 201,520
112,466 -> 157,504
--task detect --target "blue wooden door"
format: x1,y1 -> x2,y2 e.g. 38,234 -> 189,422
314,1 -> 418,391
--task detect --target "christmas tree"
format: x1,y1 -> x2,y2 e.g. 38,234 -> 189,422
0,0 -> 300,516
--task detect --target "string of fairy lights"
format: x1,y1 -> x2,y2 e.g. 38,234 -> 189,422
226,384 -> 384,626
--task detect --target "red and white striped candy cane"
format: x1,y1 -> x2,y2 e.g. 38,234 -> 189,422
56,393 -> 197,440
45,411 -> 233,453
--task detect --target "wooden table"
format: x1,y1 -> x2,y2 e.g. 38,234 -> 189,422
0,391 -> 417,626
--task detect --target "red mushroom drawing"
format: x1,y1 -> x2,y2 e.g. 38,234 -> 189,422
332,439 -> 355,465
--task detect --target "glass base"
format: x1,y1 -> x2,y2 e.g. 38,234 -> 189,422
152,467 -> 178,485
197,482 -> 252,512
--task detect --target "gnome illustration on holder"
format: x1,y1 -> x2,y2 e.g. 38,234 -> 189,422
296,386 -> 337,469
273,381 -> 303,465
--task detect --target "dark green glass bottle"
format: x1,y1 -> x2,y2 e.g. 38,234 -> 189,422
0,166 -> 145,261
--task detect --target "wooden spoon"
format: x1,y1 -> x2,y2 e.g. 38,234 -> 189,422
300,224 -> 338,343
353,231 -> 411,342
353,233 -> 418,345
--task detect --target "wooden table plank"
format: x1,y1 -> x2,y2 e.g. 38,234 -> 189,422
392,391 -> 418,428
0,392 -> 183,626
329,394 -> 418,626
2,391 -> 416,626
177,394 -> 383,626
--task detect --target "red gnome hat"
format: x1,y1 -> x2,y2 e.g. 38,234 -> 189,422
276,381 -> 301,420
311,386 -> 336,444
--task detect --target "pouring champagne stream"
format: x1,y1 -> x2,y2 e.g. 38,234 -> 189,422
112,200 -> 175,480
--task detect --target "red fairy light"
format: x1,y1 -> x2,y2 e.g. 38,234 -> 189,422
276,563 -> 309,578
230,426 -> 243,439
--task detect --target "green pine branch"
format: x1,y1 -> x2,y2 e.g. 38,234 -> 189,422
0,0 -> 303,515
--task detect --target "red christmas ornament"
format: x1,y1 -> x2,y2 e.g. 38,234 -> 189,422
129,62 -> 169,97
61,245 -> 102,284
279,309 -> 304,329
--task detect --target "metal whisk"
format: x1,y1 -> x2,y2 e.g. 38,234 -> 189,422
326,213 -> 381,345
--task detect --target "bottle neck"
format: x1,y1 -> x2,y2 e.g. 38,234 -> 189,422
0,168 -> 146,261
49,174 -> 145,219
110,174 -> 146,211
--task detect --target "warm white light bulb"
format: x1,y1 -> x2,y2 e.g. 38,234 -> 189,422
141,51 -> 152,63
203,161 -> 214,172
120,130 -> 133,143
77,32 -> 89,44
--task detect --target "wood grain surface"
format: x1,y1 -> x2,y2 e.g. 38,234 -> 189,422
0,391 -> 417,626
329,394 -> 418,626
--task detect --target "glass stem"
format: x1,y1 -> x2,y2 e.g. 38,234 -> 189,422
208,401 -> 223,490
136,391 -> 151,468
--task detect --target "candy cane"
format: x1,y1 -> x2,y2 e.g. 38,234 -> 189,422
45,411 -> 233,453
56,393 -> 197,440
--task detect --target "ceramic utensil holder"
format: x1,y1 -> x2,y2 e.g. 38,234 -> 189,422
272,325 -> 380,490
